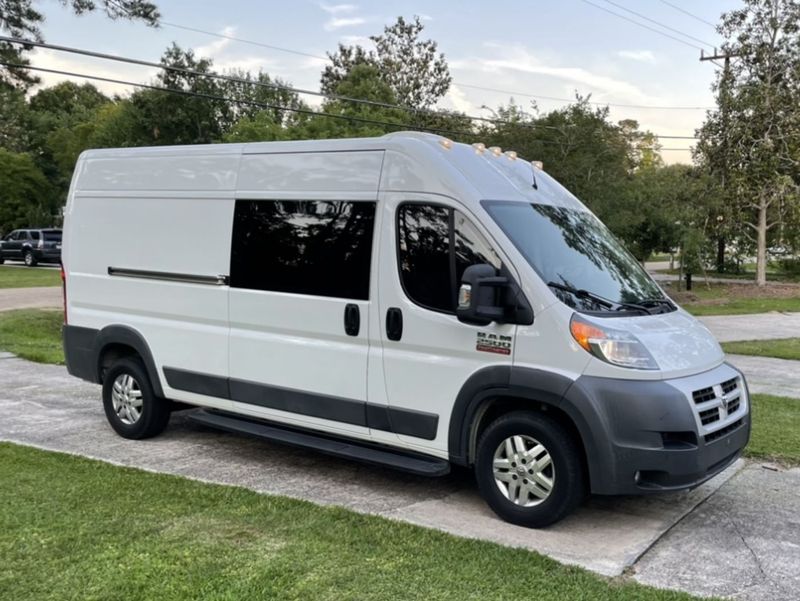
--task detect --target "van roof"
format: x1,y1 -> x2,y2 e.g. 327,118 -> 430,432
77,132 -> 585,210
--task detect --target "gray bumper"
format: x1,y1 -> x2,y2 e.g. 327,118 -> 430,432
565,363 -> 750,495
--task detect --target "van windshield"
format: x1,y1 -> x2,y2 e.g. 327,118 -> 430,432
483,201 -> 668,312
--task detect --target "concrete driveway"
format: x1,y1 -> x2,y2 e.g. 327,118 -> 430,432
0,353 -> 743,578
0,286 -> 61,312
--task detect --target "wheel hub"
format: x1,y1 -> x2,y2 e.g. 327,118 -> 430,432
111,373 -> 143,425
492,434 -> 555,507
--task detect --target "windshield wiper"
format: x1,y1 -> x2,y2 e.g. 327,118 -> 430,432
636,298 -> 677,311
547,281 -> 651,315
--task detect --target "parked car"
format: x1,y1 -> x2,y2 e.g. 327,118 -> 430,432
0,228 -> 62,266
61,133 -> 750,527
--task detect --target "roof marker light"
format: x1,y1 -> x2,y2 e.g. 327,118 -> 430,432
489,146 -> 502,157
531,160 -> 544,170
505,150 -> 518,160
472,142 -> 486,154
439,138 -> 453,150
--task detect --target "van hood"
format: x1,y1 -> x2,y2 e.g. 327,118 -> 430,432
617,308 -> 724,378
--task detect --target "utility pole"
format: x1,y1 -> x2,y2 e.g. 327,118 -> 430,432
699,48 -> 740,274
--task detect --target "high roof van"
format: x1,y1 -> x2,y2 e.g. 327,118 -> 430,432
62,132 -> 749,527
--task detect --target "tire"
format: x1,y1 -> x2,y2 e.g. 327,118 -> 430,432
475,411 -> 586,528
23,250 -> 37,267
0,255 -> 4,264
102,357 -> 171,439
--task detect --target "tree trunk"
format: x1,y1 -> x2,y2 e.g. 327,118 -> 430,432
716,237 -> 725,273
756,199 -> 768,287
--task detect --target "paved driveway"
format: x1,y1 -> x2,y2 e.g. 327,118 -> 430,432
700,312 -> 800,343
0,353 -> 740,578
0,287 -> 61,312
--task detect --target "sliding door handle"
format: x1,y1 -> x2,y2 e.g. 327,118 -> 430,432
344,304 -> 360,336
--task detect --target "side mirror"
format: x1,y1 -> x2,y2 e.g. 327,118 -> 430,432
457,264 -> 535,327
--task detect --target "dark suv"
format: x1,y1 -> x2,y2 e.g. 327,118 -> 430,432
0,229 -> 62,266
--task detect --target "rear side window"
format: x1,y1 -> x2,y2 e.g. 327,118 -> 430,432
398,204 -> 501,313
230,200 -> 376,300
43,231 -> 62,241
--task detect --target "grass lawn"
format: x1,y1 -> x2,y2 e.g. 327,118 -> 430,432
0,442 -> 702,601
0,309 -> 63,364
664,282 -> 800,316
722,338 -> 800,361
0,265 -> 61,288
747,394 -> 800,465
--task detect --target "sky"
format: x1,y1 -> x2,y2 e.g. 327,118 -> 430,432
29,0 -> 743,164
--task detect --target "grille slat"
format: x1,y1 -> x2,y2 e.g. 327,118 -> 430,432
693,386 -> 716,404
721,378 -> 739,395
704,419 -> 744,443
699,407 -> 720,425
691,376 -> 745,443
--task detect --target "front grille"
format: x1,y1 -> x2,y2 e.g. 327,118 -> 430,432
705,419 -> 744,443
721,378 -> 738,395
689,375 -> 746,443
699,407 -> 720,425
693,386 -> 716,404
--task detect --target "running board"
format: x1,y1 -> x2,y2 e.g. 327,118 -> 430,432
187,409 -> 450,477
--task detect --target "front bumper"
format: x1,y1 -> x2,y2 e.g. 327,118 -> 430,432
565,362 -> 750,495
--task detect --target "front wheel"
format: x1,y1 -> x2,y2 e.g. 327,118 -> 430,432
23,250 -> 37,267
102,357 -> 171,439
475,411 -> 586,528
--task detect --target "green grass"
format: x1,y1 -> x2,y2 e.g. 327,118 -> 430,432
747,394 -> 800,465
722,338 -> 800,361
0,442 -> 702,601
664,283 -> 800,316
0,265 -> 61,288
0,309 -> 63,364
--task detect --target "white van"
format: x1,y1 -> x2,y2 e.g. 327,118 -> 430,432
62,132 -> 750,527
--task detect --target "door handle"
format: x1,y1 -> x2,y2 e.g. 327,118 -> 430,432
386,307 -> 403,341
344,304 -> 360,336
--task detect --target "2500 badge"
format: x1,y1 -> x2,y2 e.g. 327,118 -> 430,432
476,332 -> 512,355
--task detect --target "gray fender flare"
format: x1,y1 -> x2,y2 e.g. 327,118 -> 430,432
93,325 -> 165,397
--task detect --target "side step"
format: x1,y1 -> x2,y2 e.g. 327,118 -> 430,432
187,409 -> 451,477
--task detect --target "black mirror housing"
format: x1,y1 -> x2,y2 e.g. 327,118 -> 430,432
456,264 -> 534,326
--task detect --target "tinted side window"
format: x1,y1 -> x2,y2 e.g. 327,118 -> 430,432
30,231 -> 40,241
230,200 -> 376,300
397,204 -> 452,312
398,205 -> 501,313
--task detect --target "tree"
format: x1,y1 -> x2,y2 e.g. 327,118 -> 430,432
0,149 -> 55,233
697,0 -> 800,286
321,15 -> 451,109
0,0 -> 159,88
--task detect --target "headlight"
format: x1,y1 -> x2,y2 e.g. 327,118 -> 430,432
569,313 -> 658,370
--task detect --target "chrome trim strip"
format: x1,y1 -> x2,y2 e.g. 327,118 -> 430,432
108,267 -> 228,286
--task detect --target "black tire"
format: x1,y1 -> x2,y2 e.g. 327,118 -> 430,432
475,411 -> 586,528
23,250 -> 37,267
0,255 -> 4,264
102,357 -> 170,439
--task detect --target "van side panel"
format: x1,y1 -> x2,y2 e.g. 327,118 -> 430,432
64,153 -> 238,408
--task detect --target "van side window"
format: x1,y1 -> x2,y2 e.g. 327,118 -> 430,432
230,200 -> 376,300
398,204 -> 500,313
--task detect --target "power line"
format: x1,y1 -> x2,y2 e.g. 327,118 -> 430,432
657,0 -> 717,29
0,60 -> 695,151
599,0 -> 715,48
578,0 -> 706,51
136,11 -> 714,112
1,36 -> 700,140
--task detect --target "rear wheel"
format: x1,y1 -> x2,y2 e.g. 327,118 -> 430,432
475,411 -> 586,528
102,357 -> 170,439
23,250 -> 37,267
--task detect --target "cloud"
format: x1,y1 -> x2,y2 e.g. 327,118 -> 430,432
324,16 -> 366,31
617,50 -> 657,64
320,3 -> 358,14
442,84 -> 475,114
194,26 -> 236,59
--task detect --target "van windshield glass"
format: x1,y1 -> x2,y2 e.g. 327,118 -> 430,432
484,201 -> 666,311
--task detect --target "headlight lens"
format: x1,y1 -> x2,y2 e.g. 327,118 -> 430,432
570,313 -> 658,370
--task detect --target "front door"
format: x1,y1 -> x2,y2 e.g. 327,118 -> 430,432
227,199 -> 376,437
378,194 -> 517,454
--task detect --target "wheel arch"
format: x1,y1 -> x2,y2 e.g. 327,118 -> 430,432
448,366 -> 600,486
94,325 -> 164,397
